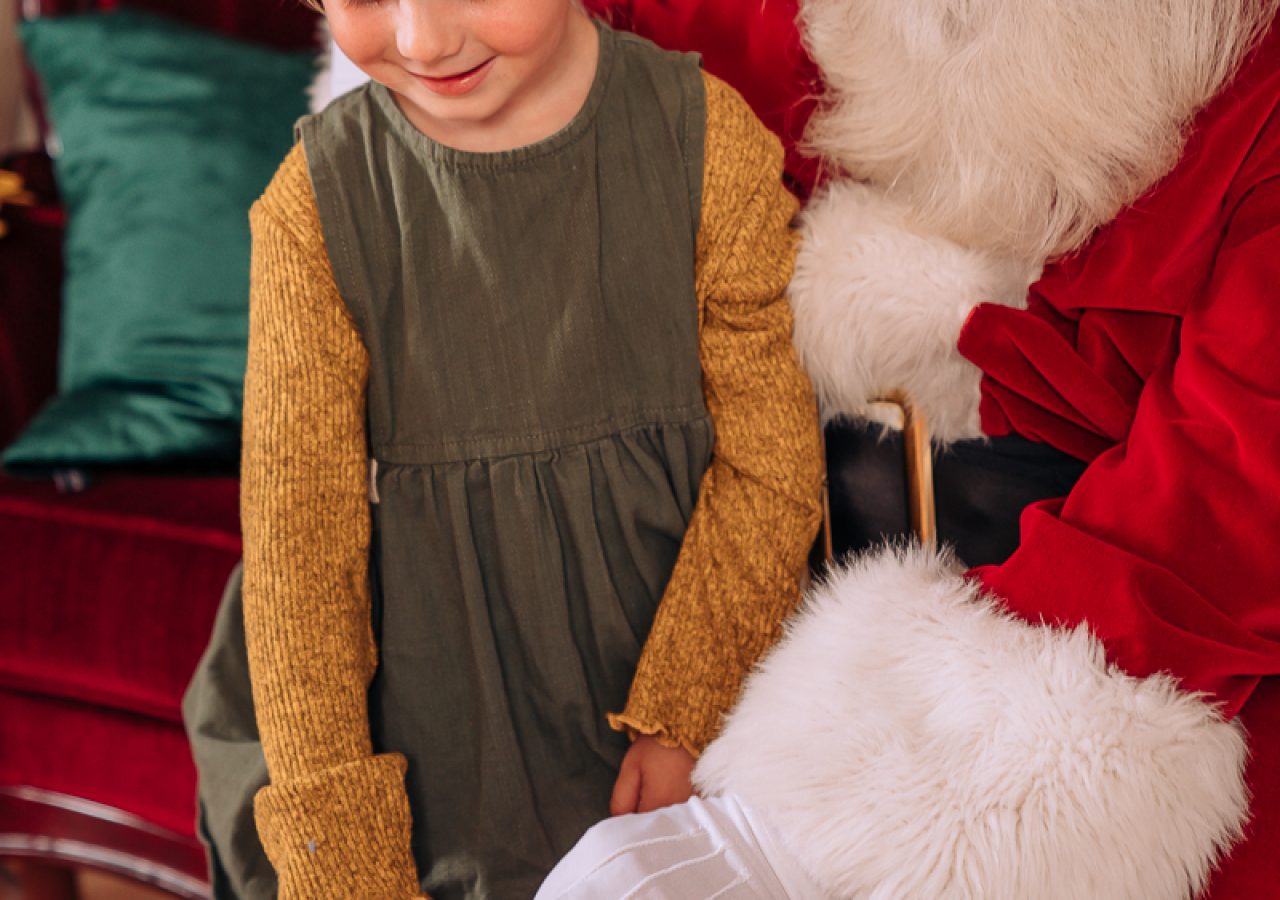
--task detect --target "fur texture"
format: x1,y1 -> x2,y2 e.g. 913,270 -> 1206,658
789,180 -> 1037,441
309,22 -> 371,114
799,0 -> 1279,261
695,545 -> 1250,900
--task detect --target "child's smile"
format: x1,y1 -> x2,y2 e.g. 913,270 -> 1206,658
410,56 -> 497,96
326,0 -> 599,153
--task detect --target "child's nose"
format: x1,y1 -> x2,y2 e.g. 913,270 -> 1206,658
396,0 -> 465,66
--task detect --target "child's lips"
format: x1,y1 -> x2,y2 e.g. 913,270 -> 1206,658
413,58 -> 496,96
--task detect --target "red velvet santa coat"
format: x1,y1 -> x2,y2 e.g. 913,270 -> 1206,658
604,1 -> 1280,896
962,24 -> 1280,895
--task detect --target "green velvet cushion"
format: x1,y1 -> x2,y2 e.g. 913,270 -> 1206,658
3,11 -> 314,474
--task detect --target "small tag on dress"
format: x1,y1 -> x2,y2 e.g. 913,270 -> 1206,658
368,458 -> 380,505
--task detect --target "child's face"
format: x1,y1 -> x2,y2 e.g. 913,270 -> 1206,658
326,0 -> 586,141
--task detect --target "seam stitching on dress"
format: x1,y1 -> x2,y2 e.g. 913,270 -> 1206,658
373,408 -> 711,462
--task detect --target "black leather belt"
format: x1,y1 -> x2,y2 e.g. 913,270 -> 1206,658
823,419 -> 1088,569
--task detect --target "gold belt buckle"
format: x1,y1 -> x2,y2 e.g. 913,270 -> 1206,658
820,393 -> 937,565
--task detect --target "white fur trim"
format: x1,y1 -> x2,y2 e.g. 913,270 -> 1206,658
790,180 -> 1038,443
695,544 -> 1250,900
308,21 -> 372,114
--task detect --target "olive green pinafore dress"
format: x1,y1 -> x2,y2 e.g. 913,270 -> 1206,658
184,23 -> 713,900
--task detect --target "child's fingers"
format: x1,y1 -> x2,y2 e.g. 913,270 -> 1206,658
609,753 -> 642,816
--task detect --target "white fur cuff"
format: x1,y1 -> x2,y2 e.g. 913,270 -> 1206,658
789,180 -> 1037,443
695,545 -> 1249,900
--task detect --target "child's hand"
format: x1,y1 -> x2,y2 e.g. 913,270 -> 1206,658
609,735 -> 696,816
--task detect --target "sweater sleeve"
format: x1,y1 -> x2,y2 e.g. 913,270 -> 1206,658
242,144 -> 425,899
609,72 -> 825,754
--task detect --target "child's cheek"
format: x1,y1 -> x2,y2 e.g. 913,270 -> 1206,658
326,10 -> 393,76
479,1 -> 572,58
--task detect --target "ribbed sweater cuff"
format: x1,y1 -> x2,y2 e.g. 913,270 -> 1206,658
607,711 -> 704,758
254,753 -> 426,899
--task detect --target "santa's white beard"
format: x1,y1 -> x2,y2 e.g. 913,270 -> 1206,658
801,0 -> 1279,262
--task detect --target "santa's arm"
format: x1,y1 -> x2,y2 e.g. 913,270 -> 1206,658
963,176 -> 1280,715
695,179 -> 1280,900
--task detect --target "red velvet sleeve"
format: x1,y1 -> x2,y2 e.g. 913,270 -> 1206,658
964,179 -> 1280,718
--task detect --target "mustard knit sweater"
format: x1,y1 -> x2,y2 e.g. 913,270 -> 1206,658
242,71 -> 823,899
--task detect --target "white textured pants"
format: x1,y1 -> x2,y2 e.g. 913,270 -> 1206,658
535,795 -> 826,900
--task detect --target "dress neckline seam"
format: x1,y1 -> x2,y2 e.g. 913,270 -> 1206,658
370,18 -> 617,172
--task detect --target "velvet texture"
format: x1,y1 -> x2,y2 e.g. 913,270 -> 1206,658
3,11 -> 313,474
0,472 -> 240,832
958,21 -> 1280,728
0,682 -> 210,836
0,474 -> 240,717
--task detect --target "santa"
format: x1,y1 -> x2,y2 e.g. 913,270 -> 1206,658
538,0 -> 1280,896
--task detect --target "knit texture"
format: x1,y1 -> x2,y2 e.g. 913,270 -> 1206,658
608,74 -> 823,753
242,70 -> 821,898
242,147 -> 423,898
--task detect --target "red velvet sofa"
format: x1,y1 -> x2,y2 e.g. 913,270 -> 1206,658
0,1 -> 818,896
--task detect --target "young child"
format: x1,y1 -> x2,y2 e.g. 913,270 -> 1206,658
182,1 -> 823,898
